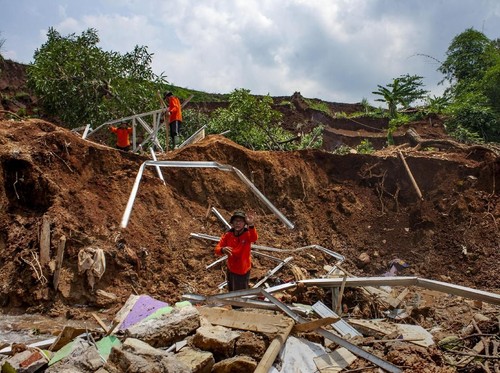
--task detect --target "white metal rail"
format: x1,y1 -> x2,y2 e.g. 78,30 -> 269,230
121,161 -> 295,229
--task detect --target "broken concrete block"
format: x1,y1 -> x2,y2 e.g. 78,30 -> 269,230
106,345 -> 191,373
125,305 -> 200,348
175,346 -> 214,373
45,344 -> 104,372
235,331 -> 267,360
107,347 -> 158,373
192,325 -> 240,359
211,355 -> 257,373
2,349 -> 48,373
122,338 -> 168,357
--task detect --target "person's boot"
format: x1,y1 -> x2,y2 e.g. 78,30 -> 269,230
174,136 -> 180,149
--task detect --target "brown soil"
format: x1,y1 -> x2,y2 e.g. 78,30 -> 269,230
0,60 -> 498,361
0,118 -> 498,316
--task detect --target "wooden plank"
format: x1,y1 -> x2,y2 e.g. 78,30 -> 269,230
53,235 -> 66,291
49,326 -> 86,352
199,307 -> 290,334
91,313 -> 109,333
348,320 -> 434,347
39,215 -> 51,266
254,321 -> 294,373
292,317 -> 339,333
313,347 -> 357,373
390,288 -> 410,308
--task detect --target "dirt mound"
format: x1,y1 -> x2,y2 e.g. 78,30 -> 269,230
0,119 -> 498,318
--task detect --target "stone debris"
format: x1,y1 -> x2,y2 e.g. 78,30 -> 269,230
211,355 -> 257,373
0,282 -> 498,373
175,346 -> 214,373
192,325 -> 241,359
125,305 -> 200,348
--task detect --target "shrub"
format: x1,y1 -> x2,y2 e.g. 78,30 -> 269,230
356,139 -> 375,154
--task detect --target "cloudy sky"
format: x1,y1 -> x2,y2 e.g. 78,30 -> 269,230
2,0 -> 500,103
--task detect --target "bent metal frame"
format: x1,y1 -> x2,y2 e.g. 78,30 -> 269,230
120,160 -> 295,229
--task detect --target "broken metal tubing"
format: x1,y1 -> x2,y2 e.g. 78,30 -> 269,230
259,289 -> 403,373
300,277 -> 500,306
191,233 -> 345,264
121,161 -> 295,229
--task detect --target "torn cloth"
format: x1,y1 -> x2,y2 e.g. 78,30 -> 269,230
78,247 -> 106,290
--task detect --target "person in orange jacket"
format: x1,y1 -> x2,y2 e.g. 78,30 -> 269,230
215,210 -> 258,291
109,122 -> 133,151
163,91 -> 183,150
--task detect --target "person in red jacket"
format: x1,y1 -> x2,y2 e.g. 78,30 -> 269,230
215,210 -> 258,291
163,91 -> 183,150
109,122 -> 133,151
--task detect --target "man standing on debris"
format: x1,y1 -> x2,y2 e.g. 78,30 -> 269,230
163,91 -> 183,150
109,122 -> 133,151
215,211 -> 258,291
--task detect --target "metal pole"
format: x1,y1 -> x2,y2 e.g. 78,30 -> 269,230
211,207 -> 231,230
121,161 -> 294,229
132,117 -> 137,151
259,289 -> 402,373
82,124 -> 92,139
252,256 -> 293,288
149,148 -> 165,185
232,167 -> 294,229
121,162 -> 148,228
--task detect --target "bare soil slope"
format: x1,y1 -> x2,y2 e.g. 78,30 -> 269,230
0,119 -> 498,318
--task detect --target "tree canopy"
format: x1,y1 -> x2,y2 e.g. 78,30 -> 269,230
438,28 -> 500,142
372,74 -> 428,118
28,28 -> 166,128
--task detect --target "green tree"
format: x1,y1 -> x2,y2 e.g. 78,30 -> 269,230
28,28 -> 166,128
372,74 -> 428,118
207,88 -> 291,150
438,28 -> 499,92
437,28 -> 500,142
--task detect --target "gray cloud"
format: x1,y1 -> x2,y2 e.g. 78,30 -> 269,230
1,0 -> 500,103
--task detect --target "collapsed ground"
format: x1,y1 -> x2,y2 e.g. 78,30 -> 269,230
0,118 -> 498,316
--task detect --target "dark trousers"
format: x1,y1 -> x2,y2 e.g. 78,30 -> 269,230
169,120 -> 182,140
227,270 -> 250,291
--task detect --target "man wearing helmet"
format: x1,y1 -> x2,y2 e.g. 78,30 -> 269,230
215,210 -> 258,291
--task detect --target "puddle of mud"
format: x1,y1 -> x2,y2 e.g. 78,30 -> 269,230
0,313 -> 98,346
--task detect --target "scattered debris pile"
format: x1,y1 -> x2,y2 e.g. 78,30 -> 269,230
1,267 -> 498,372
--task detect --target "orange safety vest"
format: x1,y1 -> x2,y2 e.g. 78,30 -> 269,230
109,126 -> 132,147
168,96 -> 182,123
215,227 -> 258,275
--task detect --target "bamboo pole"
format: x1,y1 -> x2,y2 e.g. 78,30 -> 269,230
254,321 -> 294,373
398,151 -> 423,200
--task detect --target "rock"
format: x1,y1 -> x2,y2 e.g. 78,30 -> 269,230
2,349 -> 49,373
235,331 -> 267,360
211,355 -> 257,373
106,347 -> 158,373
106,346 -> 190,373
192,325 -> 241,359
125,305 -> 200,348
473,313 -> 490,323
175,346 -> 214,373
356,252 -> 370,268
122,338 -> 168,357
